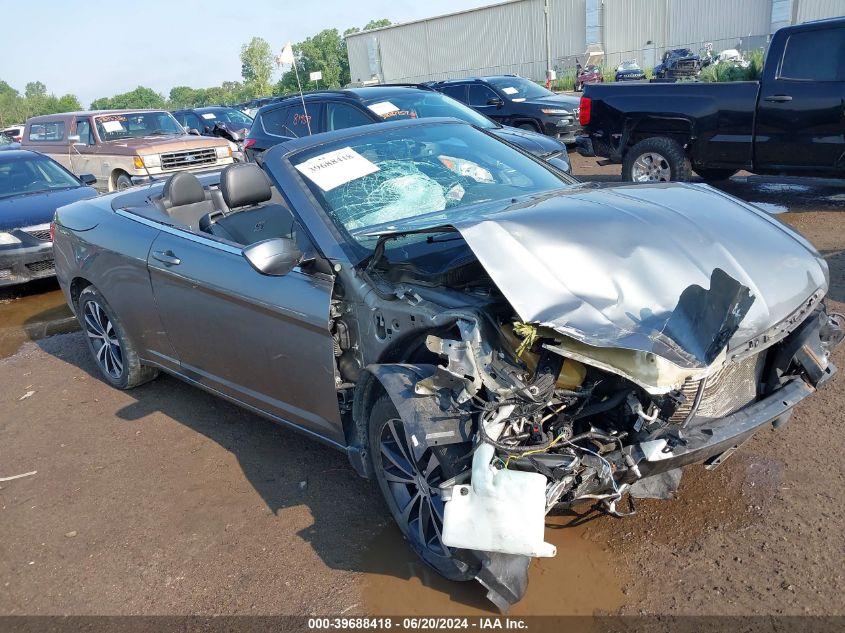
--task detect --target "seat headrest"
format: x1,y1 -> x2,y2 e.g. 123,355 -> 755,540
220,164 -> 271,209
162,172 -> 205,207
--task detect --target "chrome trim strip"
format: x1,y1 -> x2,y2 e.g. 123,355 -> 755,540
114,208 -> 243,255
22,222 -> 52,232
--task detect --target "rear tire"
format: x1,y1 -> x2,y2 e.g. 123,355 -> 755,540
622,137 -> 692,182
368,395 -> 474,581
77,286 -> 159,389
694,167 -> 737,181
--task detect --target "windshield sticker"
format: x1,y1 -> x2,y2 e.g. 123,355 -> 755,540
367,101 -> 401,117
201,113 -> 217,119
295,147 -> 380,192
101,120 -> 124,133
501,87 -> 519,95
382,110 -> 418,120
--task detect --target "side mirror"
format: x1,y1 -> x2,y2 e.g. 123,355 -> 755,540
79,174 -> 97,186
68,134 -> 81,144
243,237 -> 302,276
487,97 -> 504,107
187,128 -> 201,136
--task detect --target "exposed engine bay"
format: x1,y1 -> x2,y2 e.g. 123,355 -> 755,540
330,228 -> 844,612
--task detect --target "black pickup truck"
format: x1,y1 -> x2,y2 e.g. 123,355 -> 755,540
577,18 -> 845,182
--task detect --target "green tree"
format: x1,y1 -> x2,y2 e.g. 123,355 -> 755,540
169,86 -> 199,108
56,94 -> 82,112
240,37 -> 274,97
24,81 -> 47,99
90,86 -> 165,110
363,19 -> 391,30
0,80 -> 84,125
275,19 -> 392,94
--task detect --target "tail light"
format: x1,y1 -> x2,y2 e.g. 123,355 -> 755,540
49,220 -> 56,242
243,138 -> 257,149
579,96 -> 591,126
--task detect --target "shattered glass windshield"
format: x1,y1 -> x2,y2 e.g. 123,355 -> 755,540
289,122 -> 572,259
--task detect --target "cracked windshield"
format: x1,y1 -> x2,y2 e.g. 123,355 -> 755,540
291,122 -> 571,255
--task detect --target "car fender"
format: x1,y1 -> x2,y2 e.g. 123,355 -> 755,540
348,363 -> 473,479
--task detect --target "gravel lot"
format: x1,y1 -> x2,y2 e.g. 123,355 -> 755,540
1,156 -> 843,618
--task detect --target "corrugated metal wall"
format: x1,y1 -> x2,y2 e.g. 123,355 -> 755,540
346,0 -> 584,84
668,0 -> 773,46
602,0 -> 668,69
345,0 -> 844,84
794,0 -> 845,22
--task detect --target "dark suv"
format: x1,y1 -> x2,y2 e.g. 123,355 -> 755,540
428,75 -> 581,143
244,85 -> 571,172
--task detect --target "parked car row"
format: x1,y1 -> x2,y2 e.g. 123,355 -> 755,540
245,84 -> 574,172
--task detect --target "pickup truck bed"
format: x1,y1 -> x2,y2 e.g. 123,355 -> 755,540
579,81 -> 761,171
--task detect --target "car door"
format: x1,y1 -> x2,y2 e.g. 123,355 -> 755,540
755,26 -> 845,172
69,118 -> 98,180
468,83 -> 506,123
146,226 -> 344,444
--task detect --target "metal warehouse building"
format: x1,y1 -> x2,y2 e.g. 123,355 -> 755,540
346,0 -> 844,84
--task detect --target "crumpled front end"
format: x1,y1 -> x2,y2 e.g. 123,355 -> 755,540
368,301 -> 842,610
353,182 -> 840,610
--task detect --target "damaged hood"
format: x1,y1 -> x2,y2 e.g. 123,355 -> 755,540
448,183 -> 828,368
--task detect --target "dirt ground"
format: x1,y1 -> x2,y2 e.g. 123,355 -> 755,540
1,157 -> 843,618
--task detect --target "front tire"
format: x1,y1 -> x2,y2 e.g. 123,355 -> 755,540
622,137 -> 692,182
114,173 -> 133,191
368,395 -> 473,581
77,286 -> 158,389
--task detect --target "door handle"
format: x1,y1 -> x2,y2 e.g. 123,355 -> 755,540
764,95 -> 792,103
152,250 -> 181,266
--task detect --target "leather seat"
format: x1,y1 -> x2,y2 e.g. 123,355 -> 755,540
159,172 -> 214,231
201,164 -> 295,246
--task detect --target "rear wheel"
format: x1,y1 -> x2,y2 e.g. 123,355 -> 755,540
694,167 -> 738,181
622,137 -> 692,182
77,286 -> 158,389
368,395 -> 473,581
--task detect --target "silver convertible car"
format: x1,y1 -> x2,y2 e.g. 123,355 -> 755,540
53,118 -> 842,610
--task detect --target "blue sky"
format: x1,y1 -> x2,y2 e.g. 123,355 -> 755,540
2,0 -> 491,107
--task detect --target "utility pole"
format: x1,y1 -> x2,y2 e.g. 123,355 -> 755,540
544,0 -> 553,89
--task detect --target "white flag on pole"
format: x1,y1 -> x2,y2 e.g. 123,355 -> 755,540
277,42 -> 295,66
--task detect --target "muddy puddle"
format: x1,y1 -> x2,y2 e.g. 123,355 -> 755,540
0,279 -> 77,359
362,513 -> 628,618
